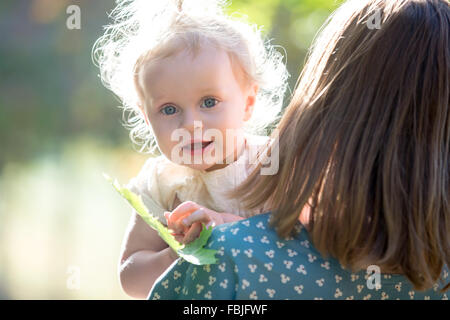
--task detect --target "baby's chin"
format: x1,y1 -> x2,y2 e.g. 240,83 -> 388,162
171,159 -> 227,172
187,163 -> 219,172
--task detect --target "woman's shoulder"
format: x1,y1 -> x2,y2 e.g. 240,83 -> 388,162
205,212 -> 313,266
208,212 -> 307,245
208,213 -> 274,243
204,213 -> 449,300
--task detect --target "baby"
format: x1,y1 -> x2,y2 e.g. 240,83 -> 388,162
94,0 -> 288,298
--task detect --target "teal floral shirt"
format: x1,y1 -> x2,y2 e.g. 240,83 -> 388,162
148,213 -> 448,300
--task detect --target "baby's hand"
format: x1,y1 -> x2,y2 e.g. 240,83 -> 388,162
164,201 -> 225,244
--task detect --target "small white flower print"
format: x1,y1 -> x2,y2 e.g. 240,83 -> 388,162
203,265 -> 211,273
320,261 -> 330,270
357,285 -> 364,293
381,292 -> 389,300
182,287 -> 188,295
293,224 -> 302,233
244,249 -> 253,258
264,263 -> 273,271
281,274 -> 290,284
218,263 -> 226,272
234,265 -> 239,273
409,291 -> 415,299
296,265 -> 307,275
334,288 -> 343,298
204,291 -> 212,299
242,220 -> 250,227
294,285 -> 303,294
300,240 -> 310,248
345,296 -> 354,300
152,292 -> 160,300
265,250 -> 275,259
276,241 -> 285,249
174,271 -> 181,280
162,279 -> 169,289
261,236 -> 270,244
424,296 -> 430,300
315,278 -> 325,287
307,254 -> 317,263
174,286 -> 181,294
242,279 -> 250,289
248,264 -> 257,273
244,236 -> 254,243
231,248 -> 240,257
220,279 -> 228,289
218,247 -> 225,256
256,221 -> 265,229
196,284 -> 204,294
266,288 -> 276,298
395,282 -> 402,292
209,276 -> 216,285
350,274 -> 359,282
363,294 -> 371,300
191,267 -> 198,280
287,249 -> 298,257
442,294 -> 448,300
250,291 -> 258,299
283,260 -> 293,269
259,274 -> 268,283
230,228 -> 239,235
335,275 -> 343,283
218,235 -> 226,242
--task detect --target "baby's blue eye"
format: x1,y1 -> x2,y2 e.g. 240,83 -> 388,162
201,98 -> 218,108
161,105 -> 177,115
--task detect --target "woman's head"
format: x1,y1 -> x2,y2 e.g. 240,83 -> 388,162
232,0 -> 449,291
93,0 -> 288,161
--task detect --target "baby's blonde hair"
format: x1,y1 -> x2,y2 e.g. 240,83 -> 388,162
93,0 -> 289,153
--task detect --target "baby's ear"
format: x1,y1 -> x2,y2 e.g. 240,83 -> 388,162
243,83 -> 258,122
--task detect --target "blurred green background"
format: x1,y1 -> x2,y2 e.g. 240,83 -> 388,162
0,0 -> 341,299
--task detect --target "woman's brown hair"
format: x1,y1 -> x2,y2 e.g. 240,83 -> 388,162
229,0 -> 449,292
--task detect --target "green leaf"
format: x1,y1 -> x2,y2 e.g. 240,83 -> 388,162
178,224 -> 218,265
105,173 -> 217,265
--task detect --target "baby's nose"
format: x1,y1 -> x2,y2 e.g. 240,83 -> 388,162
182,114 -> 204,133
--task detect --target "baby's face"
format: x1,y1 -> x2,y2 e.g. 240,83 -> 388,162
138,46 -> 257,171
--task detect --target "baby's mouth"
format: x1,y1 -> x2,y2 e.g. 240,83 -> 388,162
182,141 -> 213,151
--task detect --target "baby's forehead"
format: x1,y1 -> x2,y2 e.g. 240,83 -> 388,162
137,44 -> 250,97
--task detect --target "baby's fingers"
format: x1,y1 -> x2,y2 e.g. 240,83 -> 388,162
165,211 -> 185,235
169,201 -> 201,221
181,208 -> 211,227
173,234 -> 185,243
181,222 -> 203,244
